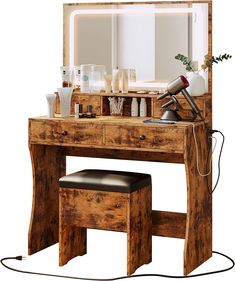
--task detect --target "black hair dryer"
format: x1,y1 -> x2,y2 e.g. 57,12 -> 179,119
157,75 -> 202,121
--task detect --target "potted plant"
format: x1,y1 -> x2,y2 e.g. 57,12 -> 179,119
175,53 -> 232,96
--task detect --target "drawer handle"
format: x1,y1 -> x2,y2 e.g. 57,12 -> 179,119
139,135 -> 146,141
61,130 -> 68,136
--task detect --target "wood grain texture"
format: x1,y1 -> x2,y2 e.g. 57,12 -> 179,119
207,1 -> 213,129
153,94 -> 211,123
29,119 -> 103,146
29,117 -> 188,153
59,225 -> 87,266
59,185 -> 151,275
59,188 -> 127,232
63,146 -> 185,164
127,185 -> 152,275
105,125 -> 185,152
64,1 -> 212,8
65,92 -> 212,125
152,210 -> 186,239
183,123 -> 212,275
28,144 -> 66,255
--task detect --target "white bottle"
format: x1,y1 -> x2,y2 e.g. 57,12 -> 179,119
139,98 -> 147,117
80,64 -> 93,92
112,69 -> 120,94
131,98 -> 138,117
120,69 -> 129,94
46,94 -> 56,118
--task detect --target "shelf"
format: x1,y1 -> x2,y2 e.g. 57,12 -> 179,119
72,90 -> 211,100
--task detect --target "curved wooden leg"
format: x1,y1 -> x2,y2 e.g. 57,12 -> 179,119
184,124 -> 212,275
28,144 -> 66,255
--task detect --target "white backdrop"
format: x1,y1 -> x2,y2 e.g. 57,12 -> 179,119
0,0 -> 235,280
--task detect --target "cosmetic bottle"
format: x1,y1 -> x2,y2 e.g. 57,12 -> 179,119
112,69 -> 120,94
131,98 -> 138,117
120,69 -> 129,94
80,64 -> 93,92
75,103 -> 83,119
46,94 -> 56,118
140,98 -> 147,117
104,74 -> 112,94
90,65 -> 106,93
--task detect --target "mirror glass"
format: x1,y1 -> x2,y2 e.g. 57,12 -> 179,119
64,3 -> 208,83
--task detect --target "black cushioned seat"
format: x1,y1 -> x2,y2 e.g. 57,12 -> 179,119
59,169 -> 151,193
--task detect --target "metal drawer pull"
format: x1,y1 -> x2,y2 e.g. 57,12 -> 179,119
61,130 -> 68,136
139,135 -> 146,141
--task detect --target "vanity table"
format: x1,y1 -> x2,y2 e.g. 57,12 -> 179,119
28,0 -> 213,276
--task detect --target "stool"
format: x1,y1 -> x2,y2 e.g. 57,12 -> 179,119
59,169 -> 152,275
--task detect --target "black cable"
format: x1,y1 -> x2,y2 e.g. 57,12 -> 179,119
1,251 -> 234,280
209,130 -> 225,194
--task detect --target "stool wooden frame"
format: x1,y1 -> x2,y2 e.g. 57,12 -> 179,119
59,184 -> 152,275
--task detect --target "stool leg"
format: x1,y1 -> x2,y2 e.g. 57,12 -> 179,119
127,185 -> 152,275
59,224 -> 87,266
59,190 -> 87,266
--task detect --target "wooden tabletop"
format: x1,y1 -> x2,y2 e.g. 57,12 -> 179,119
29,115 -> 205,129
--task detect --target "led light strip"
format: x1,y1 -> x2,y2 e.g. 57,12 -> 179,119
71,8 -> 193,15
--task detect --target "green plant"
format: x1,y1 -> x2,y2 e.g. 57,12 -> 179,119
175,53 -> 232,73
175,54 -> 194,72
201,54 -> 232,71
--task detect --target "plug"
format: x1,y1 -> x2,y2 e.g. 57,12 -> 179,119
209,129 -> 219,135
15,256 -> 26,261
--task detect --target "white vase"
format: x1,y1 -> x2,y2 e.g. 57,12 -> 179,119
186,72 -> 206,96
57,87 -> 73,117
201,70 -> 208,93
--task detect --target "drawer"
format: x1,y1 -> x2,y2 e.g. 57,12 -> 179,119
153,98 -> 205,121
105,125 -> 184,152
74,123 -> 103,145
29,120 -> 75,144
29,120 -> 103,146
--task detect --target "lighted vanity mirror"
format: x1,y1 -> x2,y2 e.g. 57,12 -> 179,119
63,2 -> 208,83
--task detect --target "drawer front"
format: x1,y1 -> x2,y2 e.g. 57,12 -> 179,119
153,98 -> 205,121
29,120 -> 103,146
105,125 -> 184,151
74,123 -> 103,145
29,120 -> 75,144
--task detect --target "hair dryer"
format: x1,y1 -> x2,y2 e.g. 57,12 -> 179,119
158,75 -> 203,120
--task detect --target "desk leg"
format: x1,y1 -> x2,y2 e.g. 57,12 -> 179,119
28,144 -> 66,255
184,125 -> 212,275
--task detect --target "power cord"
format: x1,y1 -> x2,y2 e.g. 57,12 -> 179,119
1,251 -> 234,280
209,130 -> 225,193
192,123 -> 225,194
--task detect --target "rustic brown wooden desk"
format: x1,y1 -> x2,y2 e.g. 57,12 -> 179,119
28,104 -> 212,275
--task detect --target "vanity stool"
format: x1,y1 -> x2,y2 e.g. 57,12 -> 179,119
59,169 -> 152,275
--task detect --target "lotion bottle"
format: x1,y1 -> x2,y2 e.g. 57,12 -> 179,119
131,98 -> 138,117
120,69 -> 129,94
140,98 -> 147,117
112,69 -> 120,94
